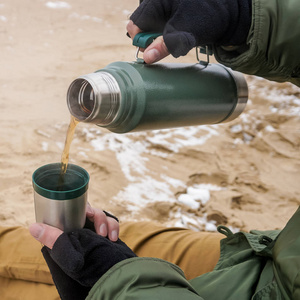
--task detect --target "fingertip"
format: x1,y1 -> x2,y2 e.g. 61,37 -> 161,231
29,223 -> 63,249
99,223 -> 108,237
107,218 -> 120,242
144,48 -> 161,64
143,36 -> 170,64
91,210 -> 109,235
29,223 -> 45,240
110,230 -> 119,242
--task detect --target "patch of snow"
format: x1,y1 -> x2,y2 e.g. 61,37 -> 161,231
42,142 -> 48,151
45,1 -> 71,9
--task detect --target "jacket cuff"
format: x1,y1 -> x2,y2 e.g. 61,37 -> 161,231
213,0 -> 300,86
212,0 -> 261,74
86,257 -> 201,300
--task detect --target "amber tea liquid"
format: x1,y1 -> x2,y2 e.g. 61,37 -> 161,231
61,115 -> 79,173
57,115 -> 79,188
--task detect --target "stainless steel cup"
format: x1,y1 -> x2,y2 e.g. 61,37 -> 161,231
32,163 -> 89,232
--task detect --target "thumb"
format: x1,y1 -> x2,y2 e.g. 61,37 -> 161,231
29,223 -> 63,249
143,35 -> 170,64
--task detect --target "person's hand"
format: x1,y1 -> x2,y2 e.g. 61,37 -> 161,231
29,210 -> 135,300
126,0 -> 252,64
127,20 -> 170,64
30,226 -> 136,300
85,203 -> 119,241
29,203 -> 119,246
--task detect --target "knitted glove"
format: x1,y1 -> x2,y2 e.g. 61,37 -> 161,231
42,229 -> 137,300
42,212 -> 135,300
42,248 -> 90,300
130,0 -> 252,57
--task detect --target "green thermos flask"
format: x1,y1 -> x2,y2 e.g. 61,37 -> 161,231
66,61 -> 248,133
66,32 -> 248,133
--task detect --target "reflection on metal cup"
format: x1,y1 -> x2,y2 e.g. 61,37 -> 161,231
32,163 -> 89,232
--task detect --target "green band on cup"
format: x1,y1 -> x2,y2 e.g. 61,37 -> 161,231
32,163 -> 89,200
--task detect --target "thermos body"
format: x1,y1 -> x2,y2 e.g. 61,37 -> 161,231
67,62 -> 248,133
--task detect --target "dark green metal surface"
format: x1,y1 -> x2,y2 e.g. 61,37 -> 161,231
98,62 -> 240,133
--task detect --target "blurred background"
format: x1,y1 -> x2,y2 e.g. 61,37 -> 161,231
0,0 -> 299,232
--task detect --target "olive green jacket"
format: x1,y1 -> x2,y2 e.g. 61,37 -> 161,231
86,207 -> 300,299
86,0 -> 300,298
214,0 -> 300,87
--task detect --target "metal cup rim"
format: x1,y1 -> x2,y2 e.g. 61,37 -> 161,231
32,163 -> 89,200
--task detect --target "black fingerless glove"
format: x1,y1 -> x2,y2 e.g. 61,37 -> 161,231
130,0 -> 252,57
42,229 -> 136,300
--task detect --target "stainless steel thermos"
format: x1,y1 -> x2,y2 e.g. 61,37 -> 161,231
67,61 -> 248,133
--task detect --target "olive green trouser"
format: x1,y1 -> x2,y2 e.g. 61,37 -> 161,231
0,223 -> 222,300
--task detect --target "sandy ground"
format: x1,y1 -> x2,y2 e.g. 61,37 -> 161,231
0,0 -> 299,233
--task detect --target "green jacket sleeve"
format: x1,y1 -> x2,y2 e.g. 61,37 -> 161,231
272,207 -> 300,299
188,207 -> 300,300
86,257 -> 204,300
86,207 -> 300,300
213,0 -> 300,87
